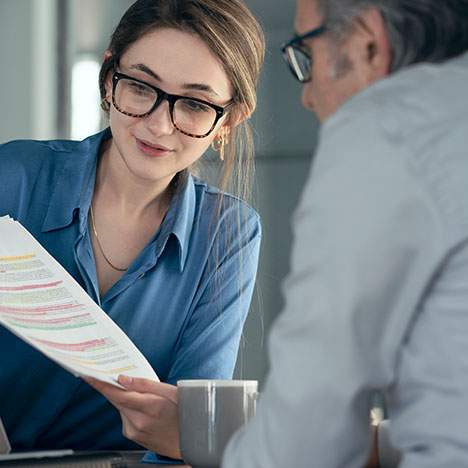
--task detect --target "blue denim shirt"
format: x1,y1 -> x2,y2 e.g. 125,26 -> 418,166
0,129 -> 261,450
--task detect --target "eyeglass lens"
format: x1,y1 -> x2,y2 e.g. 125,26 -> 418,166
285,46 -> 311,83
114,77 -> 219,136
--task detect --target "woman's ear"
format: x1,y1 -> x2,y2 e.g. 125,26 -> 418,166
103,50 -> 114,100
213,125 -> 230,143
225,104 -> 251,129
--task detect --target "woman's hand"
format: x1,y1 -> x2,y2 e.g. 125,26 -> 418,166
84,375 -> 181,459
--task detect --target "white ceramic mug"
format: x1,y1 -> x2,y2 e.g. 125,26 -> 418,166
177,379 -> 258,468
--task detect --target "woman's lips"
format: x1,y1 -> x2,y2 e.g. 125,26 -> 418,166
135,138 -> 173,158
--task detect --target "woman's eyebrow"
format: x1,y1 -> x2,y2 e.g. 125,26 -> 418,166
129,63 -> 160,80
128,63 -> 220,97
182,83 -> 220,97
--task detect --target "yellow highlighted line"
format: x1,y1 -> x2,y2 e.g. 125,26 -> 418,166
100,366 -> 137,374
70,359 -> 137,374
0,254 -> 36,262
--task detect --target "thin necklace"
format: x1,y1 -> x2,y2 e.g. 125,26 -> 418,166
89,205 -> 128,272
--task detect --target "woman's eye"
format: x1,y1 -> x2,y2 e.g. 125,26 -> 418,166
182,100 -> 212,113
128,82 -> 153,96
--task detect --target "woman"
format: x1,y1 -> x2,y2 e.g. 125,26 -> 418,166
0,0 -> 265,456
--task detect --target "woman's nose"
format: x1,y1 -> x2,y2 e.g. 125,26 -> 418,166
144,99 -> 174,136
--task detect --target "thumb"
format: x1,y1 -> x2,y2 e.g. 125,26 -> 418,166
118,375 -> 178,404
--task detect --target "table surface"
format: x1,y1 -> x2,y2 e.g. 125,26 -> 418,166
0,450 -> 191,467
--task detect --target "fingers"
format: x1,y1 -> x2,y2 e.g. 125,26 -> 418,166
83,377 -> 130,412
118,402 -> 181,459
117,375 -> 178,404
83,375 -> 177,405
105,388 -> 157,412
83,375 -> 178,432
84,377 -> 125,399
119,409 -> 145,443
117,409 -> 157,449
83,375 -> 181,458
84,376 -> 170,413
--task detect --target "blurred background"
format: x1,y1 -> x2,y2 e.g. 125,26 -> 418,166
0,0 -> 321,387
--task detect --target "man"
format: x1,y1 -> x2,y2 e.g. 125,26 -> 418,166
222,0 -> 468,467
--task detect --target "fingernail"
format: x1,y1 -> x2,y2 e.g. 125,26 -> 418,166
118,374 -> 133,386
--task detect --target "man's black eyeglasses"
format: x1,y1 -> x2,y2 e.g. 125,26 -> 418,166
281,25 -> 327,83
111,71 -> 233,138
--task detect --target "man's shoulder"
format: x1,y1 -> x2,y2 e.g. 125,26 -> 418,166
317,54 -> 468,239
331,52 -> 468,139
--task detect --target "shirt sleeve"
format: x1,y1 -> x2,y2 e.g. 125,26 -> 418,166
166,207 -> 261,383
223,111 -> 454,467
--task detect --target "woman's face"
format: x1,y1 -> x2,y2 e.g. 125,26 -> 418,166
104,27 -> 233,186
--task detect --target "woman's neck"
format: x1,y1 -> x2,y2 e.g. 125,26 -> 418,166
94,139 -> 173,219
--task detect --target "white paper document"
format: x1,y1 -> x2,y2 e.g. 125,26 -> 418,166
0,216 -> 158,386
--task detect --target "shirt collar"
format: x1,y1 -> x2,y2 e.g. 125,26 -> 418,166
154,172 -> 196,272
41,129 -> 111,233
41,128 -> 196,273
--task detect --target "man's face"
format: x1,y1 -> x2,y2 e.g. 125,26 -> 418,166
295,0 -> 373,122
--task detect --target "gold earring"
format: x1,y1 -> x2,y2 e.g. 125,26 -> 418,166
211,132 -> 227,161
101,97 -> 110,111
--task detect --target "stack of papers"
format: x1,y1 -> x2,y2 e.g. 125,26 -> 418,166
0,216 -> 158,386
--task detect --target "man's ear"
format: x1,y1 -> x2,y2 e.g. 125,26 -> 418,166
347,7 -> 392,83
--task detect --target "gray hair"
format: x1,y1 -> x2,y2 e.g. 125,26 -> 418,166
317,0 -> 468,71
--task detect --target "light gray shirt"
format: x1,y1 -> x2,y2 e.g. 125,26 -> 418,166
223,51 -> 468,468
